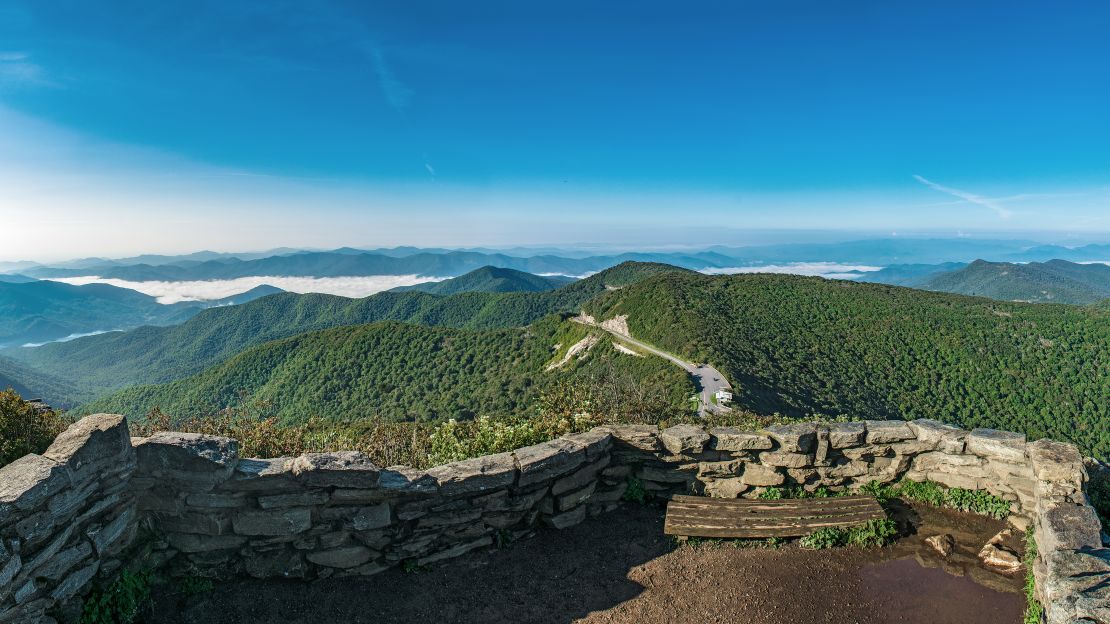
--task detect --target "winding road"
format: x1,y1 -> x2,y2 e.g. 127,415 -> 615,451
573,316 -> 732,417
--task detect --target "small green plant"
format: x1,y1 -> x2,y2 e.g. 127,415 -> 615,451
80,569 -> 152,624
896,479 -> 946,507
1023,527 -> 1044,624
860,480 -> 897,504
401,559 -> 425,574
798,519 -> 898,549
765,537 -> 785,548
177,575 -> 213,598
493,528 -> 513,549
799,527 -> 843,549
757,487 -> 783,500
622,476 -> 647,504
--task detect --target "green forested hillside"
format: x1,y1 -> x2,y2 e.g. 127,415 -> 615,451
919,259 -> 1110,304
7,262 -> 688,403
392,266 -> 574,295
85,317 -> 694,424
584,272 -> 1110,459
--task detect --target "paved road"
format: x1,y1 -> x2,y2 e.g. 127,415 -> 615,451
573,318 -> 732,417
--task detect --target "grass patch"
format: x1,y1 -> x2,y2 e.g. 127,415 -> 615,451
861,479 -> 1012,519
1023,527 -> 1044,624
799,519 -> 898,549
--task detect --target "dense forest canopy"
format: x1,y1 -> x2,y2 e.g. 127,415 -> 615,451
584,272 -> 1110,459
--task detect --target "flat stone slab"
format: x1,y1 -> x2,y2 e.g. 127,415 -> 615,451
660,424 -> 710,455
599,425 -> 660,451
1038,503 -> 1102,553
1028,439 -> 1085,486
0,455 -> 70,513
427,452 -> 516,496
43,414 -> 132,482
864,420 -> 915,444
710,427 -> 773,452
233,508 -> 312,536
766,423 -> 817,453
291,452 -> 380,488
514,439 -> 585,488
825,422 -> 866,448
134,432 -> 239,484
967,429 -> 1027,463
907,419 -> 966,449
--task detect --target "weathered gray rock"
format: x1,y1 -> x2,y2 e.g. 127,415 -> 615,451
660,424 -> 710,455
307,546 -> 374,569
703,478 -> 748,498
291,452 -> 380,488
427,452 -> 516,496
49,561 -> 98,602
159,511 -> 229,536
599,424 -> 660,451
514,439 -> 585,488
557,481 -> 596,511
35,541 -> 91,581
257,491 -> 328,510
543,505 -> 586,530
88,506 -> 135,555
0,455 -> 70,513
864,420 -> 915,444
1038,503 -> 1102,553
907,419 -> 965,450
741,463 -> 785,487
820,422 -> 863,449
925,534 -> 955,558
219,457 -> 298,492
134,432 -> 239,487
709,427 -> 773,452
416,536 -> 492,566
696,459 -> 743,479
561,429 -> 612,460
978,542 -> 1022,575
758,451 -> 815,469
766,423 -> 817,453
351,504 -> 391,531
1028,439 -> 1085,486
551,456 -> 609,496
638,463 -> 697,484
43,414 -> 133,483
233,508 -> 312,536
377,467 -> 438,497
185,492 -> 246,509
967,429 -> 1026,463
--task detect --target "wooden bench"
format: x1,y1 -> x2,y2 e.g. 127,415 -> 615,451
663,494 -> 886,538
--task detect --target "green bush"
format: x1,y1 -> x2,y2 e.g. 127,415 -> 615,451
80,570 -> 152,624
0,390 -> 70,466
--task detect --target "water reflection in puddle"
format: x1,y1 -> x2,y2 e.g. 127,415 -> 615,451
859,556 -> 1024,624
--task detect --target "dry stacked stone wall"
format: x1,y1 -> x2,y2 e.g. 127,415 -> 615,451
2,414 -> 1106,624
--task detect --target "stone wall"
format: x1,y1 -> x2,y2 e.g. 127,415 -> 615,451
1,415 -> 1106,623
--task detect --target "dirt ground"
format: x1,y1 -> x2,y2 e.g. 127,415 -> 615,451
148,501 -> 1025,624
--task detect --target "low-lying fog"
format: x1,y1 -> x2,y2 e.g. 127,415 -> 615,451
48,275 -> 446,304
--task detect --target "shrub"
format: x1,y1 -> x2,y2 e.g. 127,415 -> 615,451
622,476 -> 647,504
80,570 -> 152,624
0,390 -> 70,466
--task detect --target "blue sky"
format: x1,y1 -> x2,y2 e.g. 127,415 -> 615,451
1,0 -> 1109,260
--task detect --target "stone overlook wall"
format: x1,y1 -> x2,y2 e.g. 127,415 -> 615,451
1,415 -> 1106,624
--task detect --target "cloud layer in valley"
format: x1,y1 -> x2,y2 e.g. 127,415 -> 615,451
48,275 -> 445,304
700,263 -> 882,280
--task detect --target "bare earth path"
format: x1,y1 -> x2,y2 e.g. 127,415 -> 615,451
572,316 -> 732,417
150,503 -> 1023,624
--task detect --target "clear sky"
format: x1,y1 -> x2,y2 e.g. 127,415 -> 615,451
1,0 -> 1109,260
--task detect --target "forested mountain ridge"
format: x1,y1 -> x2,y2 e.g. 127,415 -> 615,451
917,259 -> 1110,304
583,272 -> 1110,459
83,317 -> 695,424
5,262 -> 689,403
391,266 -> 574,295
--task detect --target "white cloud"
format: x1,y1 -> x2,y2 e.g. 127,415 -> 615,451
369,47 -> 413,110
913,175 -> 1012,219
700,263 -> 883,279
47,275 -> 447,304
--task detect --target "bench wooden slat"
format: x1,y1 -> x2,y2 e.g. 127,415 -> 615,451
664,495 -> 886,538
